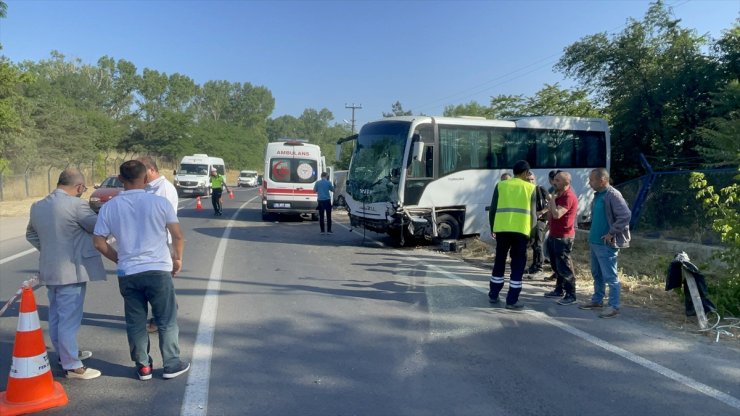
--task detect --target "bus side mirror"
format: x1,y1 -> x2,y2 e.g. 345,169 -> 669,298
335,143 -> 341,161
412,141 -> 425,162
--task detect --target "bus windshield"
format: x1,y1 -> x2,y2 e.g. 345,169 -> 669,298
348,121 -> 410,204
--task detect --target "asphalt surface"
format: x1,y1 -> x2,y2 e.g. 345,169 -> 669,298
1,187 -> 739,415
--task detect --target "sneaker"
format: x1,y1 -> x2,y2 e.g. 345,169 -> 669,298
557,295 -> 577,305
578,301 -> 604,310
543,273 -> 556,281
320,231 -> 326,235
147,318 -> 158,333
505,302 -> 524,310
163,361 -> 190,379
327,230 -> 333,234
488,296 -> 500,304
599,307 -> 620,318
543,290 -> 564,298
66,366 -> 101,380
137,364 -> 153,381
58,350 -> 92,365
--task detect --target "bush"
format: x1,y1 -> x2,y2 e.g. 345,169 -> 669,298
689,171 -> 740,316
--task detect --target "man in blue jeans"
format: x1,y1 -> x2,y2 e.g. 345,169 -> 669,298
579,168 -> 631,318
93,160 -> 190,380
313,172 -> 334,234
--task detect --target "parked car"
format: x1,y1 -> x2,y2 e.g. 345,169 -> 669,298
89,176 -> 124,213
238,170 -> 259,187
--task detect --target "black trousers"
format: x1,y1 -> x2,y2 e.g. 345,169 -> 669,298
546,236 -> 576,296
211,188 -> 223,214
489,232 -> 529,305
317,199 -> 332,232
528,220 -> 547,272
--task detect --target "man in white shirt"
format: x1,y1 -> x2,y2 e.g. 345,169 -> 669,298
93,160 -> 190,381
138,156 -> 179,333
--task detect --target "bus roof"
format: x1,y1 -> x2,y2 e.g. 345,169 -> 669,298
366,115 -> 608,131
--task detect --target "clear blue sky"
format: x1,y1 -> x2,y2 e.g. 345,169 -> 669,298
1,0 -> 738,128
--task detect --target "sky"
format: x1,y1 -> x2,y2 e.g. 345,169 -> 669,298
1,0 -> 738,129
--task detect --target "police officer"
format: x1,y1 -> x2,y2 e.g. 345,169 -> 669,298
209,168 -> 230,216
488,160 -> 537,309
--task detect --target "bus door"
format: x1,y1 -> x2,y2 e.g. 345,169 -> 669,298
403,123 -> 434,206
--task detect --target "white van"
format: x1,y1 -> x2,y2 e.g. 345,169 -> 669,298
261,140 -> 325,220
238,170 -> 259,187
174,154 -> 226,197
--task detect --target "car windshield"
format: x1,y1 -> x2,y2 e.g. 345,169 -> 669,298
347,120 -> 409,204
178,163 -> 209,175
101,177 -> 123,188
240,172 -> 257,178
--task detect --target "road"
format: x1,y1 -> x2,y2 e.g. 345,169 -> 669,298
1,187 -> 739,415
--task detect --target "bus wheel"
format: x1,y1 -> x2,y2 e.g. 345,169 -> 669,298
436,214 -> 460,240
311,213 -> 319,221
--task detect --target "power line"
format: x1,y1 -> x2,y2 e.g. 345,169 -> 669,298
410,0 -> 695,115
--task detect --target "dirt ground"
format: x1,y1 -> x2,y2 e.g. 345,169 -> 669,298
444,236 -> 739,346
0,198 -> 36,217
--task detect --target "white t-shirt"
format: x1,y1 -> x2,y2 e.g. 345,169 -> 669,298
145,175 -> 179,243
145,175 -> 178,212
94,189 -> 178,276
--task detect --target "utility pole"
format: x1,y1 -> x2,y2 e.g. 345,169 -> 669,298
345,103 -> 362,134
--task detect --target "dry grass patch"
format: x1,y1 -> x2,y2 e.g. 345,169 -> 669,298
0,198 -> 37,217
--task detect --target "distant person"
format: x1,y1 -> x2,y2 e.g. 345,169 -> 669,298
26,168 -> 105,380
547,169 -> 560,194
543,171 -> 578,305
487,160 -> 537,310
500,172 -> 512,181
579,168 -> 631,318
542,169 -> 562,275
209,167 -> 230,216
138,155 -> 179,334
313,172 -> 335,234
93,160 -> 190,380
525,172 -> 549,277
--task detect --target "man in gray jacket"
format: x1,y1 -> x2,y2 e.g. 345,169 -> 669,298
26,168 -> 107,379
579,168 -> 632,318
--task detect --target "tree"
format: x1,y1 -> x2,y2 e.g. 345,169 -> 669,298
383,101 -> 412,117
555,1 -> 723,180
443,101 -> 493,118
443,84 -> 602,119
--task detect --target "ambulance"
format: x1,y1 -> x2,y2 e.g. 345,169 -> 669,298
261,140 -> 326,220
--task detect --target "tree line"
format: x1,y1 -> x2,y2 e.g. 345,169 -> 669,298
1,1 -> 737,182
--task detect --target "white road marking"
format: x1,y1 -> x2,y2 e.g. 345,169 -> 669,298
0,248 -> 36,265
336,222 -> 740,412
181,196 -> 258,416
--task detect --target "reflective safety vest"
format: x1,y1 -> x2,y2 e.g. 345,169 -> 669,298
210,174 -> 226,189
493,178 -> 536,235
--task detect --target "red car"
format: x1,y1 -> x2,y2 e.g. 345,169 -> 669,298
89,176 -> 124,213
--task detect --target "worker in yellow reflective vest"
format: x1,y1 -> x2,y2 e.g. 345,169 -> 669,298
488,160 -> 537,310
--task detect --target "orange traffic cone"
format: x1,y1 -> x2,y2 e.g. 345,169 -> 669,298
196,196 -> 202,210
0,287 -> 68,415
